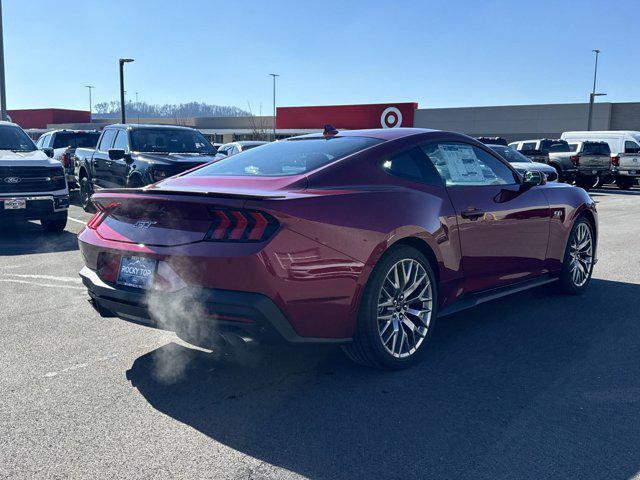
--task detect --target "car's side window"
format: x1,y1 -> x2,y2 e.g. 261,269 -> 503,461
521,142 -> 537,151
98,129 -> 116,151
420,142 -> 517,187
569,143 -> 579,152
112,130 -> 128,151
380,147 -> 442,185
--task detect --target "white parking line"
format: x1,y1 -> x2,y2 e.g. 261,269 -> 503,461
0,279 -> 85,290
3,274 -> 82,283
68,217 -> 87,225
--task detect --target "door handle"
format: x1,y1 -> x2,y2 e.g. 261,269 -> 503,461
461,208 -> 485,220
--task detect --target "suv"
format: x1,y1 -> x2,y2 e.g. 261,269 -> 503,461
214,141 -> 268,159
74,124 -> 219,211
0,122 -> 69,231
36,129 -> 100,189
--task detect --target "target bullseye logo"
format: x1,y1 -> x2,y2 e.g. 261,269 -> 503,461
380,106 -> 403,129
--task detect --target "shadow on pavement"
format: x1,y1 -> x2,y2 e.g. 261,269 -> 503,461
590,187 -> 640,197
127,278 -> 640,479
0,221 -> 78,255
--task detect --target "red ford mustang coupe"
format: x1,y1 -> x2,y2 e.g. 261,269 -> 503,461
78,128 -> 597,369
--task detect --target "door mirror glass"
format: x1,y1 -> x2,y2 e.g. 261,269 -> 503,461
522,170 -> 545,186
42,147 -> 54,158
108,148 -> 125,160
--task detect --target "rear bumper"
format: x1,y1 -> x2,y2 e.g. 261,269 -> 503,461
615,170 -> 640,177
80,266 -> 351,345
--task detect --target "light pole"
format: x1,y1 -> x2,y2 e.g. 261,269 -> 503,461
85,85 -> 94,121
269,73 -> 279,141
0,0 -> 7,121
119,58 -> 134,124
587,49 -> 605,131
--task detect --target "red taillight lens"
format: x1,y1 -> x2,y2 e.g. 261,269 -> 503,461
611,155 -> 620,167
570,155 -> 580,166
87,202 -> 120,230
60,152 -> 72,168
205,208 -> 278,242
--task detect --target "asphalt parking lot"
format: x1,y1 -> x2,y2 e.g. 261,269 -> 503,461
1,189 -> 639,480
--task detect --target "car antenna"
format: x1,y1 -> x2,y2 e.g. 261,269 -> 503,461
323,124 -> 338,138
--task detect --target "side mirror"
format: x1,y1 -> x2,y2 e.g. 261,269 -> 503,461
522,170 -> 546,187
108,148 -> 125,160
42,147 -> 54,158
217,150 -> 228,156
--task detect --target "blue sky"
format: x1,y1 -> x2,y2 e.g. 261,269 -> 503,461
4,0 -> 638,112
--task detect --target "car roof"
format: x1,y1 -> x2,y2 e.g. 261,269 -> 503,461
237,141 -> 268,146
108,123 -> 199,131
294,127 -> 439,141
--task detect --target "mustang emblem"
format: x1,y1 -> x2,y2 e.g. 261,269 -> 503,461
4,177 -> 21,184
133,220 -> 157,229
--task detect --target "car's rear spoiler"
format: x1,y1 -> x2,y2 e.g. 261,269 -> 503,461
93,187 -> 288,200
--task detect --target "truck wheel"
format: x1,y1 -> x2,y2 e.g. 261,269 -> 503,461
576,178 -> 594,191
41,213 -> 68,232
617,177 -> 634,190
80,176 -> 95,212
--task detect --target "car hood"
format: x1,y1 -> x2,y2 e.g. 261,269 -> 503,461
134,152 -> 218,165
510,162 -> 556,174
0,150 -> 62,168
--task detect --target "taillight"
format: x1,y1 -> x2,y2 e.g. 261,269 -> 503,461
60,152 -> 72,168
570,155 -> 580,166
87,202 -> 120,230
205,208 -> 278,242
611,155 -> 620,167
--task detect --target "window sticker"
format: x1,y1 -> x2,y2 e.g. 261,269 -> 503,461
437,144 -> 485,183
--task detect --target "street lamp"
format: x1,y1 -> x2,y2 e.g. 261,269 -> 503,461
119,58 -> 134,124
85,85 -> 94,121
269,73 -> 279,141
587,49 -> 605,131
0,0 -> 7,121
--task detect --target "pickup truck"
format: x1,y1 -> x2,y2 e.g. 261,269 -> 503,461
74,124 -> 219,211
508,138 -> 611,189
0,121 -> 69,231
36,130 -> 100,190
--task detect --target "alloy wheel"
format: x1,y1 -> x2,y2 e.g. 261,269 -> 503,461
569,223 -> 593,287
377,259 -> 433,358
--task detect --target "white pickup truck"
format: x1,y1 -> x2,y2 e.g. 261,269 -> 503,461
0,121 -> 69,231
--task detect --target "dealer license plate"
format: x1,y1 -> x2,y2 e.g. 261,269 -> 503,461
117,256 -> 157,289
3,198 -> 26,209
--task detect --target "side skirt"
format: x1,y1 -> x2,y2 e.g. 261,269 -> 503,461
438,274 -> 558,318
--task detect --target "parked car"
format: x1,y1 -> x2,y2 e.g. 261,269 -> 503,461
74,124 -> 219,211
486,144 -> 558,181
561,131 -> 640,190
476,136 -> 508,146
78,127 -> 597,369
36,129 -> 100,189
0,121 -> 69,231
214,141 -> 268,159
508,138 -> 610,188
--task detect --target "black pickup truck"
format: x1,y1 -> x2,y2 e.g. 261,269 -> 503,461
74,124 -> 218,211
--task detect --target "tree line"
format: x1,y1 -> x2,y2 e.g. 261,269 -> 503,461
92,101 -> 250,118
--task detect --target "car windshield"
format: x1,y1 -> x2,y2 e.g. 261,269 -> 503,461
52,132 -> 100,149
130,128 -> 216,154
0,125 -> 37,152
489,145 -> 532,163
189,136 -> 383,177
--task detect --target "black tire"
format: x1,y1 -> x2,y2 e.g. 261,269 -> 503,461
342,245 -> 438,369
79,175 -> 95,213
617,177 -> 634,190
552,165 -> 563,182
558,216 -> 595,295
41,213 -> 67,232
575,177 -> 595,191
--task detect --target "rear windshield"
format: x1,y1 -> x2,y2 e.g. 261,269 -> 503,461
189,136 -> 383,177
540,140 -> 570,153
52,131 -> 100,149
130,128 -> 216,154
0,125 -> 37,152
582,142 -> 611,155
488,145 -> 532,163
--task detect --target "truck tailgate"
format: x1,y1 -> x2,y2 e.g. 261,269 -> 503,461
578,154 -> 610,172
618,153 -> 640,173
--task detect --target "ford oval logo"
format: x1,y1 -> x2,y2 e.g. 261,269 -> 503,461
4,177 -> 21,184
